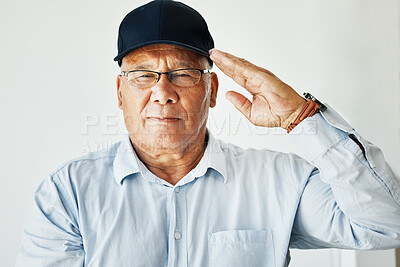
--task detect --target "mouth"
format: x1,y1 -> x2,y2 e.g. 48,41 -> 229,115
147,117 -> 182,123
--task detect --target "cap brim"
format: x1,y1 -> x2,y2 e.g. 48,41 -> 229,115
113,40 -> 211,62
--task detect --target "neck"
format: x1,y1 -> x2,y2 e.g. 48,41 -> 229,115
130,132 -> 208,185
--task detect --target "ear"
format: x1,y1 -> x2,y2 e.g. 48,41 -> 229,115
116,74 -> 123,109
209,72 -> 219,108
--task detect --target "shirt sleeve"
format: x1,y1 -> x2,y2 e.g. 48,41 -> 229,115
16,173 -> 85,267
288,104 -> 400,249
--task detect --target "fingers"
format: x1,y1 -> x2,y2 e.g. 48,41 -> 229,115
225,91 -> 252,120
209,49 -> 273,94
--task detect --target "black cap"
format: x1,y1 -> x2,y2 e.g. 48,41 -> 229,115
114,0 -> 214,66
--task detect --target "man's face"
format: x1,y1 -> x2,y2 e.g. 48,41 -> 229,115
117,44 -> 218,152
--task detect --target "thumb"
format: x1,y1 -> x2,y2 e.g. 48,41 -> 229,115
225,91 -> 252,120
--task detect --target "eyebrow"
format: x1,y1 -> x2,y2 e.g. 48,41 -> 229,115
176,62 -> 197,69
130,62 -> 200,70
132,63 -> 154,69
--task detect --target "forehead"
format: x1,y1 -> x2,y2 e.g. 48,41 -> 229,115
122,44 -> 205,67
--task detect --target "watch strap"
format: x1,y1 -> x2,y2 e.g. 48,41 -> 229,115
286,98 -> 320,133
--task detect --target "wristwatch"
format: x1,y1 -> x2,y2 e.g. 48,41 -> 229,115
286,92 -> 327,133
303,92 -> 327,112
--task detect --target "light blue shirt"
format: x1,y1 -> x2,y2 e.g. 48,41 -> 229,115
16,105 -> 400,267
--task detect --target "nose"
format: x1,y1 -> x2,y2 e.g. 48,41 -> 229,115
149,74 -> 178,105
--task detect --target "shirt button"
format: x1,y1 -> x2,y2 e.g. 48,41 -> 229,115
174,187 -> 180,193
174,231 -> 182,240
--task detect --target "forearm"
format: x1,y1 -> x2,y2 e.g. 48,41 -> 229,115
290,105 -> 400,248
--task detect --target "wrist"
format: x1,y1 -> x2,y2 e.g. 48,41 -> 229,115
284,93 -> 326,133
280,100 -> 306,129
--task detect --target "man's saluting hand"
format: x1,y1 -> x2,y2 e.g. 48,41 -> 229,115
210,48 -> 306,129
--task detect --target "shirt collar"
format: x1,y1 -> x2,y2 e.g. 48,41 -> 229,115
190,131 -> 228,184
113,131 -> 229,185
113,135 -> 144,184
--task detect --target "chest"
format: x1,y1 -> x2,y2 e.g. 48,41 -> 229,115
78,174 -> 300,267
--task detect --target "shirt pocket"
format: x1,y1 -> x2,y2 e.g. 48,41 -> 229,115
208,229 -> 275,267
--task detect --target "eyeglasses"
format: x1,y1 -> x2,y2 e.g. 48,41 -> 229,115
121,68 -> 211,88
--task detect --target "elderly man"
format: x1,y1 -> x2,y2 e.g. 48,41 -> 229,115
17,0 -> 400,266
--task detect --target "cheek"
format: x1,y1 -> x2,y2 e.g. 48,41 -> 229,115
182,88 -> 210,124
197,84 -> 211,111
122,87 -> 149,112
121,88 -> 151,126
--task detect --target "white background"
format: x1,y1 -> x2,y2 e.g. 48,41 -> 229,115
0,0 -> 398,266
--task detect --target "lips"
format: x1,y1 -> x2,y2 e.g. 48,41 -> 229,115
147,116 -> 182,123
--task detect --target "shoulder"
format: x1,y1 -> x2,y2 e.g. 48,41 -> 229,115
48,141 -> 122,185
215,137 -> 291,165
212,136 -> 313,190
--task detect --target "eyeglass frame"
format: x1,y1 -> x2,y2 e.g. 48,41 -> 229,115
120,68 -> 211,88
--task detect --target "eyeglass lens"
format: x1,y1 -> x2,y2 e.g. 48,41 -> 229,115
127,69 -> 203,88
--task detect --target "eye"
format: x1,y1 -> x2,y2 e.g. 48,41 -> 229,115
171,70 -> 198,79
138,74 -> 154,78
126,71 -> 158,88
174,73 -> 191,77
131,71 -> 156,81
